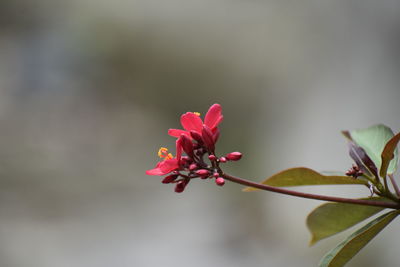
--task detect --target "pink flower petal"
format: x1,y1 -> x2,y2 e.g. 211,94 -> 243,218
181,112 -> 203,133
146,158 -> 179,176
176,137 -> 183,160
159,158 -> 179,173
212,115 -> 223,129
146,168 -> 164,175
204,104 -> 223,129
168,129 -> 190,138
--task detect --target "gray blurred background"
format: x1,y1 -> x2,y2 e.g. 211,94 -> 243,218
1,0 -> 400,266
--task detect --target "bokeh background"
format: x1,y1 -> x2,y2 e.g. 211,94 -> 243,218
1,1 -> 400,266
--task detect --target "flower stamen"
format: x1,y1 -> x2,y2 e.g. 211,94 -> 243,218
158,147 -> 173,160
193,112 -> 200,116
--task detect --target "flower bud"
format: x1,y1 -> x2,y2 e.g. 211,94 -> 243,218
226,152 -> 242,161
162,174 -> 179,184
202,125 -> 215,152
190,130 -> 203,144
213,172 -> 219,178
196,169 -> 210,179
215,177 -> 225,186
219,157 -> 227,163
180,134 -> 194,158
208,155 -> 217,161
189,163 -> 198,171
346,164 -> 363,178
174,180 -> 187,193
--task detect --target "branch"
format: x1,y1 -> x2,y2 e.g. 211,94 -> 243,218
222,173 -> 400,209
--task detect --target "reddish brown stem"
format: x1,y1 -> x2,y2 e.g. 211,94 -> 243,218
222,173 -> 400,209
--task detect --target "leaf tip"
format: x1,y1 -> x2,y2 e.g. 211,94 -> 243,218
309,237 -> 318,247
341,130 -> 352,141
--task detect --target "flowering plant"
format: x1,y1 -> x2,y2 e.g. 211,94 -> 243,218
146,104 -> 400,267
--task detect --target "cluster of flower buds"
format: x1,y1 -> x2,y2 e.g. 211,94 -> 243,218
345,164 -> 363,178
146,104 -> 243,193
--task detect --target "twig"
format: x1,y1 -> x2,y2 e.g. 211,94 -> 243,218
222,173 -> 400,209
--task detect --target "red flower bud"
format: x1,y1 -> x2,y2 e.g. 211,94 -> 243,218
189,163 -> 198,171
202,125 -> 215,152
175,180 -> 187,193
226,152 -> 242,161
196,169 -> 210,179
162,174 -> 179,184
213,172 -> 219,178
208,155 -> 217,161
219,157 -> 227,163
215,177 -> 225,186
190,130 -> 203,144
180,134 -> 194,158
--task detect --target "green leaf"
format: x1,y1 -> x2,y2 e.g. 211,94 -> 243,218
350,124 -> 397,175
242,168 -> 367,192
319,210 -> 399,267
307,198 -> 386,245
380,132 -> 400,177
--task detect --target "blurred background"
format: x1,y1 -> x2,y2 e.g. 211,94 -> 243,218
1,0 -> 400,266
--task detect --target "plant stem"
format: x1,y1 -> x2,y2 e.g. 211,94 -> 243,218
222,173 -> 400,209
389,174 -> 400,198
383,175 -> 389,195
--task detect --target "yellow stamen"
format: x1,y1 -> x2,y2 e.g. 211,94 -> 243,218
158,147 -> 167,157
158,147 -> 173,160
193,112 -> 201,116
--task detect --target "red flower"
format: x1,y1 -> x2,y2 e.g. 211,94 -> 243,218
146,103 -> 239,192
168,104 -> 223,139
146,138 -> 183,176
